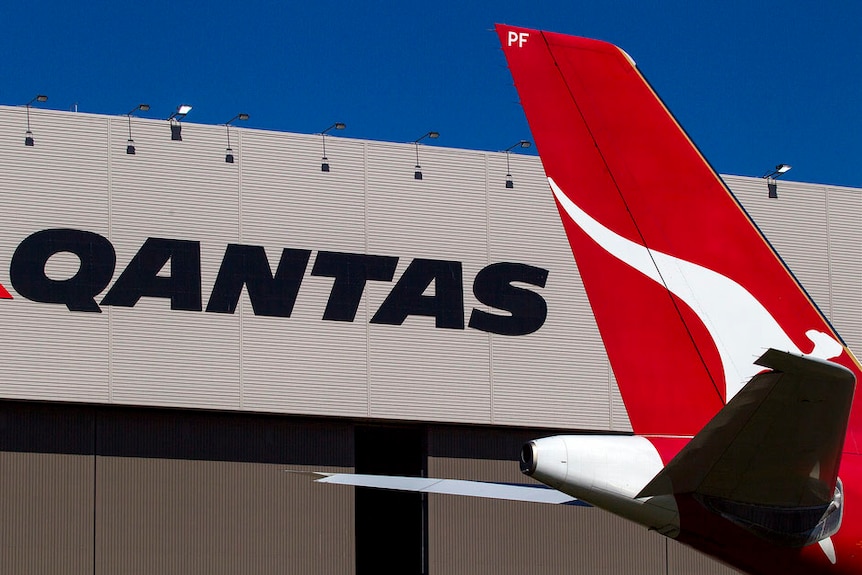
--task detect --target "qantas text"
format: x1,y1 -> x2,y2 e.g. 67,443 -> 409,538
6,228 -> 549,336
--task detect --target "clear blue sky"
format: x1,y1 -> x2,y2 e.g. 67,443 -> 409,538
3,0 -> 860,187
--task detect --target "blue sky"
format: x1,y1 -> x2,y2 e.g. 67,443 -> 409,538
2,0 -> 860,187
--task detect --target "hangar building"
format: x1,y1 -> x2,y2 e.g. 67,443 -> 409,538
0,105 -> 860,574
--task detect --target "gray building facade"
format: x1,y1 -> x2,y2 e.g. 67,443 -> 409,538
0,105 -> 859,574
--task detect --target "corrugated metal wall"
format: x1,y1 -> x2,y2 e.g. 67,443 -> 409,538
0,107 -> 860,432
0,106 -> 618,431
2,404 -> 744,575
0,402 -> 354,575
97,458 -> 353,574
0,451 -> 94,573
724,175 -> 862,353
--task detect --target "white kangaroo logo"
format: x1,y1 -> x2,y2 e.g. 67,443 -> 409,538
549,177 -> 842,400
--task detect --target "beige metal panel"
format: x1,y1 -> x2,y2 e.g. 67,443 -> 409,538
367,326 -> 492,422
0,451 -> 94,575
486,152 -> 615,430
0,108 -> 109,230
826,187 -> 862,354
365,143 -> 492,422
610,367 -> 634,431
0,306 -> 110,403
238,130 -> 370,416
365,141 -> 489,260
97,457 -> 353,575
0,108 -> 111,402
239,130 -> 367,251
107,117 -> 242,409
241,309 -> 371,416
725,176 -> 831,316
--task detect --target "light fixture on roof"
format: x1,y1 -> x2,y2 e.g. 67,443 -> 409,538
24,94 -> 48,147
170,104 -> 193,118
224,113 -> 249,163
503,140 -> 532,189
125,104 -> 150,155
762,163 -> 792,198
167,104 -> 193,141
413,131 -> 439,180
320,122 -> 346,172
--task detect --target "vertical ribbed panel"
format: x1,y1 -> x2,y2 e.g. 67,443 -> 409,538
108,117 -> 242,410
826,187 -> 862,353
487,152 -> 613,429
0,107 -> 111,402
97,458 -> 352,575
609,367 -> 634,431
725,176 -> 831,316
365,143 -> 491,422
240,131 -> 366,250
239,131 -> 369,416
0,452 -> 94,575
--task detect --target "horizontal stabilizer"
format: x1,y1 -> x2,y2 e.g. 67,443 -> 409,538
305,472 -> 585,505
638,349 -> 855,507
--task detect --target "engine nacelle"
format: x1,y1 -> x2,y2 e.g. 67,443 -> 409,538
521,435 -> 681,535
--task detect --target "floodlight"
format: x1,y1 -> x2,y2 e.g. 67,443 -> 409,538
226,113 -> 249,125
762,163 -> 792,179
762,163 -> 792,199
503,140 -> 532,189
322,122 -> 346,134
320,122 -> 346,171
23,94 -> 48,147
224,113 -> 249,163
167,104 -> 192,121
412,131 -> 440,180
166,104 -> 193,140
505,140 -> 531,151
126,104 -> 150,155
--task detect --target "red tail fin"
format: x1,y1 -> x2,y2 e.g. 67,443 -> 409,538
496,25 -> 860,437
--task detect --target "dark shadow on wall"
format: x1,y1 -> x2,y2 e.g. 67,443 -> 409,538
426,425 -> 618,461
0,398 -> 617,465
0,400 -> 352,466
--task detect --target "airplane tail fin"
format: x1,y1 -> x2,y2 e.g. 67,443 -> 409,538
496,25 -> 860,437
